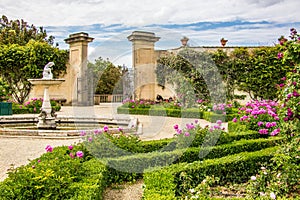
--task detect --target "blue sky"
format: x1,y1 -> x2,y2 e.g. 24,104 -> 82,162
1,0 -> 299,67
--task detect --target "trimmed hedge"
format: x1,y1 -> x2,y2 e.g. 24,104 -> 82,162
143,146 -> 279,199
105,137 -> 283,174
139,130 -> 262,153
228,121 -> 248,132
117,107 -> 203,118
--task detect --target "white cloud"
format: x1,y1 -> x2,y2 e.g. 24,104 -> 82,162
1,0 -> 299,67
1,0 -> 299,26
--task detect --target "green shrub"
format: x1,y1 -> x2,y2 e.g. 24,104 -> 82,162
105,137 -> 283,173
117,106 -> 203,118
139,130 -> 261,153
143,147 -> 279,199
0,144 -> 107,200
12,98 -> 61,114
228,121 -> 248,132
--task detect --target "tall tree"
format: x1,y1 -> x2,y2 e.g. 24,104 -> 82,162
0,15 -> 54,46
88,57 -> 123,95
0,16 -> 67,104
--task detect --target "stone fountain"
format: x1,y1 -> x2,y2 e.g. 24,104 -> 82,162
28,62 -> 65,129
0,61 -> 139,138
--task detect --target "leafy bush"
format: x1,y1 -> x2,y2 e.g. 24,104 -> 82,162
0,144 -> 107,200
143,147 -> 279,199
232,100 -> 281,136
12,97 -> 61,114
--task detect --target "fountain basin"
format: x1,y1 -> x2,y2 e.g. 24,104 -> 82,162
0,115 -> 140,138
28,79 -> 65,86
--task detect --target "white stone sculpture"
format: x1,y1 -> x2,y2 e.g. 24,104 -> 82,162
42,62 -> 54,79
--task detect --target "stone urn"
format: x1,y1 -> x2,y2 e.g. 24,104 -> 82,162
220,38 -> 228,47
181,36 -> 189,47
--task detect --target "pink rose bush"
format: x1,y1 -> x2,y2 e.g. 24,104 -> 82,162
233,100 -> 280,136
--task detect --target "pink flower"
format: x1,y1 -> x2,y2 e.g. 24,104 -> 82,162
194,119 -> 199,124
76,151 -> 84,158
118,127 -> 123,132
293,90 -> 300,97
80,130 -> 86,136
173,124 -> 179,130
69,153 -> 75,159
257,121 -> 264,127
216,120 -> 222,126
184,132 -> 190,137
88,137 -> 93,142
271,128 -> 280,136
103,125 -> 109,132
32,165 -> 35,169
277,52 -> 283,59
176,129 -> 182,134
186,123 -> 195,130
259,129 -> 268,135
45,145 -> 53,153
37,160 -> 41,163
213,125 -> 220,130
232,118 -> 237,123
281,77 -> 286,81
251,176 -> 256,181
68,145 -> 73,150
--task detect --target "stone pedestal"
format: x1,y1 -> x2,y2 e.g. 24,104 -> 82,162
28,79 -> 65,129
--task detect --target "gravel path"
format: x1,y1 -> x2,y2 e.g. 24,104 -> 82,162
0,137 -> 79,181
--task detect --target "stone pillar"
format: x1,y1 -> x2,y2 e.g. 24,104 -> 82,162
127,31 -> 160,100
65,32 -> 94,106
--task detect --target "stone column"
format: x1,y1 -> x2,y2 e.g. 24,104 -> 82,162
65,32 -> 94,106
127,31 -> 160,100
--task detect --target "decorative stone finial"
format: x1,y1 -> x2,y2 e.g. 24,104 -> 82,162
220,38 -> 228,47
181,36 -> 189,46
42,62 -> 54,79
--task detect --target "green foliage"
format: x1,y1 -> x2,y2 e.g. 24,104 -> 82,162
84,132 -> 144,159
0,41 -> 68,104
246,28 -> 300,199
88,57 -> 124,95
210,46 -> 290,100
105,137 -> 282,175
117,106 -> 203,118
157,48 -> 225,107
12,98 -> 61,114
0,78 -> 11,101
0,144 -> 108,200
143,147 -> 279,198
247,134 -> 300,199
0,15 -> 54,46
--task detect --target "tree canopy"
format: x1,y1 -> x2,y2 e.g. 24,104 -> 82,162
88,57 -> 124,95
0,15 -> 55,46
0,15 -> 68,104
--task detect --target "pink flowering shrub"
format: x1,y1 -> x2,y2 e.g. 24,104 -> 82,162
233,100 -> 280,136
278,66 -> 300,136
173,119 -> 226,148
121,98 -> 154,109
247,28 -> 300,199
